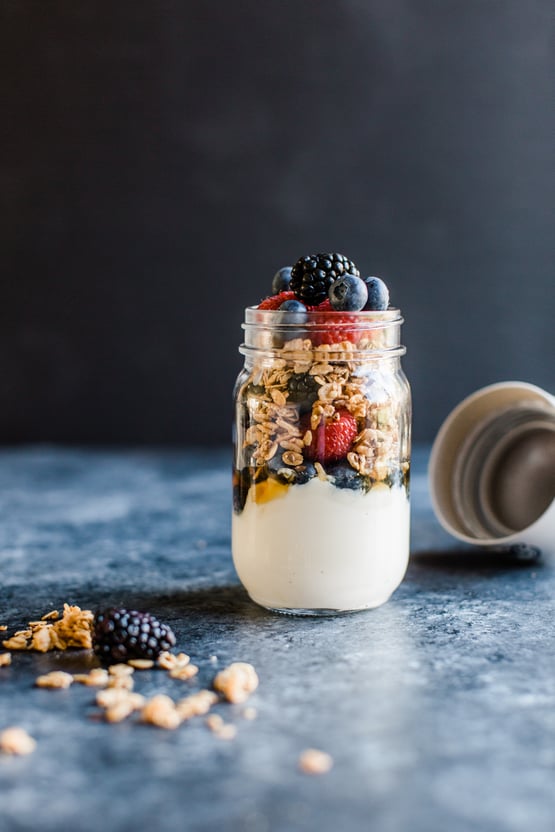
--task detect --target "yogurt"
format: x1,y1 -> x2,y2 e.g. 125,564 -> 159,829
232,478 -> 410,612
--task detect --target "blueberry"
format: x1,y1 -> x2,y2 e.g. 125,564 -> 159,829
271,266 -> 292,294
328,274 -> 368,311
279,299 -> 306,313
276,299 -> 308,333
327,462 -> 370,491
267,455 -> 316,485
363,276 -> 389,311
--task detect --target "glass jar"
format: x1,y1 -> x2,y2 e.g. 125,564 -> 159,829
232,306 -> 411,614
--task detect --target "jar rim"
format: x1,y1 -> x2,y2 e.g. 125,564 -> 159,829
244,305 -> 402,325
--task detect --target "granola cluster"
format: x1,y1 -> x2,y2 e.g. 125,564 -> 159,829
234,337 -> 406,509
2,605 -> 93,652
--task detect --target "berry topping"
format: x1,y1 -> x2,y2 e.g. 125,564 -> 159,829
290,253 -> 360,305
277,299 -> 308,324
93,608 -> 176,663
304,409 -> 358,464
309,298 -> 332,312
363,276 -> 389,311
258,291 -> 296,310
271,266 -> 293,294
279,299 -> 306,313
329,274 -> 368,311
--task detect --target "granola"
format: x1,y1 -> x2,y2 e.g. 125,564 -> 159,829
0,727 -> 36,755
213,662 -> 259,704
298,748 -> 333,775
2,604 -> 93,652
141,694 -> 181,730
35,671 -> 74,689
233,329 -> 409,513
176,690 -> 218,721
73,668 -> 110,687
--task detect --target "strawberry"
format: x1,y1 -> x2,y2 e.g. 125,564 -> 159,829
309,310 -> 361,346
258,291 -> 297,310
304,409 -> 358,464
307,298 -> 332,312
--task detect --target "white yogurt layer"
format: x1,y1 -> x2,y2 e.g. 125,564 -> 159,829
232,477 -> 410,612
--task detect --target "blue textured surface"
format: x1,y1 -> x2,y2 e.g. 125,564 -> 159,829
0,446 -> 553,832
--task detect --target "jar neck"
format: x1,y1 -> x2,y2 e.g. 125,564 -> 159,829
239,306 -> 406,362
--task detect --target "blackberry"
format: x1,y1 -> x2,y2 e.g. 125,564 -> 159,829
290,253 -> 359,305
287,373 -> 319,406
93,608 -> 176,663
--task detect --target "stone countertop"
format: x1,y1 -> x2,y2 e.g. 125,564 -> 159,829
0,446 -> 553,832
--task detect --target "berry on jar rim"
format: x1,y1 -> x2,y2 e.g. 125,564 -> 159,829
271,266 -> 293,295
328,274 -> 368,312
290,253 -> 359,306
363,276 -> 390,311
258,291 -> 296,310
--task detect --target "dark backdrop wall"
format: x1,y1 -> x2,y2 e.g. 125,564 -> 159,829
1,0 -> 553,445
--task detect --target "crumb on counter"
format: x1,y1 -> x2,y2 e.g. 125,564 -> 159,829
0,727 -> 36,756
298,748 -> 333,775
127,659 -> 154,670
73,668 -> 109,687
213,662 -> 259,704
35,671 -> 74,689
177,690 -> 218,721
141,694 -> 181,730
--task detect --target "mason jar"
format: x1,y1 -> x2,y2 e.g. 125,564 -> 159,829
232,306 -> 411,614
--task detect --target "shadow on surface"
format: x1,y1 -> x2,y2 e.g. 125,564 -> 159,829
91,583 -> 270,622
408,544 -> 544,574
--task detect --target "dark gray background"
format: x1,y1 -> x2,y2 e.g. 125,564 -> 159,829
1,0 -> 553,445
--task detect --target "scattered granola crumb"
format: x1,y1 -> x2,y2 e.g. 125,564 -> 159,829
0,727 -> 36,756
35,671 -> 74,689
97,689 -> 145,722
213,662 -> 259,704
169,663 -> 198,681
298,748 -> 333,775
158,651 -> 190,671
104,701 -> 136,723
209,655 -> 218,664
127,659 -> 154,670
242,707 -> 257,720
108,663 -> 134,677
96,688 -> 144,711
205,714 -> 237,740
0,653 -> 12,667
0,625 -> 7,632
205,714 -> 224,732
141,695 -> 181,729
106,673 -> 134,691
176,690 -> 218,721
216,724 -> 237,741
73,668 -> 109,687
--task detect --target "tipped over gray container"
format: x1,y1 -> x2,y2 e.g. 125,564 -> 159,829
429,382 -> 555,556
